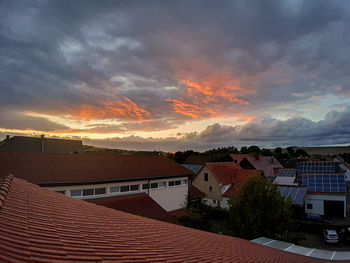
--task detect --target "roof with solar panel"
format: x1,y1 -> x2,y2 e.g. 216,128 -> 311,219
296,161 -> 341,174
301,173 -> 347,193
275,169 -> 297,177
278,186 -> 307,205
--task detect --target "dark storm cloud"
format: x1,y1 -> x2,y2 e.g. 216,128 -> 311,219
1,0 -> 350,147
83,108 -> 350,152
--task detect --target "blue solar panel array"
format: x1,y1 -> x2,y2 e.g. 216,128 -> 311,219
278,186 -> 307,205
276,169 -> 296,177
296,161 -> 339,174
301,174 -> 346,193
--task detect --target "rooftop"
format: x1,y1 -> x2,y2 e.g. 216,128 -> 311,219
0,135 -> 84,154
0,152 -> 193,186
87,193 -> 175,223
0,174 -> 327,262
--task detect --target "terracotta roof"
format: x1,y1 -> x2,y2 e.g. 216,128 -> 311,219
243,156 -> 283,178
0,152 -> 193,185
0,136 -> 84,154
206,162 -> 253,185
230,154 -> 248,164
0,175 -> 328,262
188,184 -> 206,200
222,169 -> 262,198
87,193 -> 175,223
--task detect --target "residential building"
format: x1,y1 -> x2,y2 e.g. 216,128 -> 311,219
192,162 -> 262,209
0,135 -> 84,154
0,152 -> 192,212
0,174 -> 322,262
333,155 -> 350,182
230,154 -> 283,178
297,162 -> 347,217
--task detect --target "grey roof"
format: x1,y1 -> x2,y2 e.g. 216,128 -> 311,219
182,164 -> 203,175
276,169 -> 297,177
278,186 -> 307,205
0,136 -> 84,154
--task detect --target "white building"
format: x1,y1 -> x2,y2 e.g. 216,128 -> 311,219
0,152 -> 193,212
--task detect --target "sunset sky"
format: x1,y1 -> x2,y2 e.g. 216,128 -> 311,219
1,0 -> 350,151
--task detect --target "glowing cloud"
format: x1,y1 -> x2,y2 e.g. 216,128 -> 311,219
68,97 -> 151,121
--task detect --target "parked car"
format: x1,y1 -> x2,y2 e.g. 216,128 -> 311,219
323,229 -> 338,244
306,214 -> 333,224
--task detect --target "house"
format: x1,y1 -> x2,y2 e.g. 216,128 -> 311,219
0,174 -> 322,262
296,161 -> 347,217
0,135 -> 84,154
230,154 -> 283,178
333,155 -> 350,182
0,152 -> 193,212
192,162 -> 262,209
273,168 -> 298,186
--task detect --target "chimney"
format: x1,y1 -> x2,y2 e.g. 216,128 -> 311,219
6,135 -> 10,140
271,157 -> 274,164
40,134 -> 45,153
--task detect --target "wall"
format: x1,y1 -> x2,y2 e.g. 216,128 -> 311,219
45,176 -> 188,212
305,194 -> 346,217
192,166 -> 222,200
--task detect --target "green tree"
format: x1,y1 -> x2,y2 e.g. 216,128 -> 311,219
247,145 -> 261,155
287,147 -> 295,157
274,147 -> 282,155
240,146 -> 248,154
261,148 -> 273,156
224,177 -> 294,240
295,148 -> 309,157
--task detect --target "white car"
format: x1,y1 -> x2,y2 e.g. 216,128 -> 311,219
323,230 -> 338,244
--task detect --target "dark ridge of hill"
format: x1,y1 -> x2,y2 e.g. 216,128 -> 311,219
83,145 -> 161,156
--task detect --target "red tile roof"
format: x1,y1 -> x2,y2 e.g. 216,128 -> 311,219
188,184 -> 206,200
87,193 -> 175,223
222,169 -> 262,198
235,155 -> 284,178
0,175 -> 328,262
206,162 -> 259,185
230,154 -> 248,164
0,152 -> 193,185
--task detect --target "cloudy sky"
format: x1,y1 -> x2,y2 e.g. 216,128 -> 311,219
1,0 -> 350,151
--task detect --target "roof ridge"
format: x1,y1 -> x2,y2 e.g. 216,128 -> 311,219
0,174 -> 14,209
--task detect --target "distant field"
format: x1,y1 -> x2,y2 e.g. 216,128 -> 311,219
295,146 -> 350,156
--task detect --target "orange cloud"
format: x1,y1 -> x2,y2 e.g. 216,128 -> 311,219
166,98 -> 217,119
233,114 -> 256,123
69,97 -> 151,121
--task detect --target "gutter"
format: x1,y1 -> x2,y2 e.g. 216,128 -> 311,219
35,173 -> 193,187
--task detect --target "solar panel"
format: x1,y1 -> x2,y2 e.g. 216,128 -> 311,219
296,162 -> 340,174
278,186 -> 307,205
276,169 -> 296,177
301,173 -> 347,193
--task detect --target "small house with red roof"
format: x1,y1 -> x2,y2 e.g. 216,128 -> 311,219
192,162 -> 262,209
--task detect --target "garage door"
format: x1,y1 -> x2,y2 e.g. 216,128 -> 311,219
324,200 -> 344,217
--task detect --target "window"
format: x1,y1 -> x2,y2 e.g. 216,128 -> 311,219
151,183 -> 158,189
158,182 -> 166,188
95,188 -> 106,195
213,200 -> 216,204
169,180 -> 188,187
209,186 -> 213,192
70,189 -> 82,197
218,201 -> 221,207
204,173 -> 208,181
307,203 -> 313,209
110,186 -> 120,193
55,190 -> 65,195
83,189 -> 94,196
130,185 -> 139,191
121,185 -> 130,192
143,183 -> 150,190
